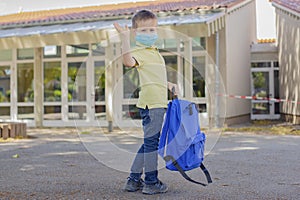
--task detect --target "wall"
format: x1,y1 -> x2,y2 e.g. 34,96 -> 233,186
251,43 -> 278,61
224,0 -> 257,123
276,8 -> 300,124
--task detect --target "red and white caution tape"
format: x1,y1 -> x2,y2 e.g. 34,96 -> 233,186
218,94 -> 300,105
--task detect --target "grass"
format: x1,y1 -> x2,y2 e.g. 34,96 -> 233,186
0,136 -> 26,142
223,120 -> 300,135
223,126 -> 300,135
80,131 -> 91,134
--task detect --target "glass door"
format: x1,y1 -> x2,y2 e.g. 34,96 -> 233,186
251,62 -> 280,120
68,61 -> 87,120
94,60 -> 106,121
43,61 -> 62,121
17,63 -> 34,121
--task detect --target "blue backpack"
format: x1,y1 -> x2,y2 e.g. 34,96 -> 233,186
158,98 -> 212,186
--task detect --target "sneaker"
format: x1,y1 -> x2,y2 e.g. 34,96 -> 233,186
124,177 -> 144,192
142,180 -> 168,195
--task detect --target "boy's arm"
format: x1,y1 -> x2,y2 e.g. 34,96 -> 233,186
113,22 -> 137,67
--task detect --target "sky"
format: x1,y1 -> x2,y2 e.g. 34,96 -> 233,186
255,0 -> 276,39
0,0 -> 276,39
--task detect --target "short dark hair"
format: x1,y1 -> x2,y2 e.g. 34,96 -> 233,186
132,10 -> 157,28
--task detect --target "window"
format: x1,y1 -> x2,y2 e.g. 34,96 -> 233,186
158,39 -> 178,52
0,107 -> 10,119
17,48 -> 34,60
44,106 -> 62,120
122,65 -> 140,120
252,103 -> 270,114
198,104 -> 207,113
66,44 -> 89,57
67,61 -> 87,120
164,55 -> 178,83
122,105 -> 140,120
94,61 -> 105,101
43,46 -> 61,58
95,105 -> 106,120
123,66 -> 139,99
0,65 -> 10,102
193,57 -> 206,97
68,105 -> 86,120
94,61 -> 106,120
44,62 -> 61,102
252,72 -> 269,97
18,106 -> 34,120
192,37 -> 206,50
17,63 -> 34,102
92,43 -> 105,56
251,62 -> 271,68
68,62 -> 87,102
0,49 -> 12,61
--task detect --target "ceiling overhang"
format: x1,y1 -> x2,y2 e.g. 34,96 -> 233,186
0,11 -> 225,50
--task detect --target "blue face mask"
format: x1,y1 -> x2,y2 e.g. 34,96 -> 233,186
135,32 -> 158,46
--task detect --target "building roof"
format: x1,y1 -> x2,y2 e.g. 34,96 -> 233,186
0,0 -> 244,29
0,12 -> 224,38
271,0 -> 300,14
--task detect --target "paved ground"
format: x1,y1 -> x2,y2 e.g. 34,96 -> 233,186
0,127 -> 299,200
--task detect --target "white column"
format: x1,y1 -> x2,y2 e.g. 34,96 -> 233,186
61,45 -> 68,121
105,43 -> 114,131
215,31 -> 220,128
10,49 -> 17,121
114,43 -> 123,125
86,43 -> 95,122
34,47 -> 43,127
177,39 -> 184,97
184,39 -> 193,100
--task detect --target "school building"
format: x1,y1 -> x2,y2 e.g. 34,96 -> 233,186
0,0 -> 299,128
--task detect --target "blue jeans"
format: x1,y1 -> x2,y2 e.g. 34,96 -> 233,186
129,107 -> 166,185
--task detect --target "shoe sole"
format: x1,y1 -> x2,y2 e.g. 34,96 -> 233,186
142,187 -> 168,195
125,189 -> 138,192
124,186 -> 143,192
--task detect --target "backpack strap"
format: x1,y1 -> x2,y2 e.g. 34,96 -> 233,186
164,155 -> 212,186
200,163 -> 213,184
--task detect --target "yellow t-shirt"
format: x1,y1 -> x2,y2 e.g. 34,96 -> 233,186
131,45 -> 168,109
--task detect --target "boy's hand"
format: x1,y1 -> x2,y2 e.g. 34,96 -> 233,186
168,82 -> 179,96
113,22 -> 136,67
113,22 -> 130,38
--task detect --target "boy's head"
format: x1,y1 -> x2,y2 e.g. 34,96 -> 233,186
132,10 -> 158,46
132,10 -> 157,29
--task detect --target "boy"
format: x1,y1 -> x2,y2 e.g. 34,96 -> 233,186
114,10 -> 177,195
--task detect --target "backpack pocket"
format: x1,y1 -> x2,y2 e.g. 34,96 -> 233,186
182,132 -> 205,171
166,131 -> 206,171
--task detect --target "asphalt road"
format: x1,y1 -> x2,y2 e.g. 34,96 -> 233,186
0,128 -> 299,200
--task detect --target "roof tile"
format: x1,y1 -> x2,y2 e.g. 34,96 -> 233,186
272,0 -> 300,13
257,38 -> 276,43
